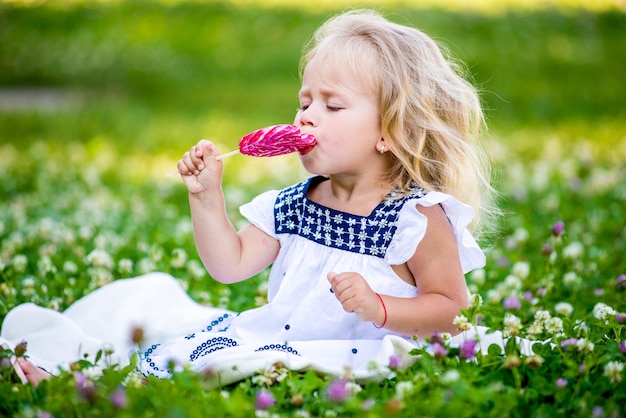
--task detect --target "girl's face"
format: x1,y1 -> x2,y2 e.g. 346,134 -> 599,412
295,56 -> 382,177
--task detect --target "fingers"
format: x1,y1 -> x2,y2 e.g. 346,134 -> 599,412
178,140 -> 218,176
327,272 -> 369,314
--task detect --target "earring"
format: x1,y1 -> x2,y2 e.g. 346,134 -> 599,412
379,145 -> 385,154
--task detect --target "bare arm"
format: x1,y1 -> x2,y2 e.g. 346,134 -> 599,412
328,204 -> 469,338
178,140 -> 280,283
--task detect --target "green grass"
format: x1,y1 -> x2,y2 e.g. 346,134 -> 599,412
0,1 -> 625,416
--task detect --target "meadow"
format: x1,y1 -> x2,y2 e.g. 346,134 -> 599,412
0,0 -> 625,416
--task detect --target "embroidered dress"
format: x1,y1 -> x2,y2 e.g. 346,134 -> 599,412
0,176 -> 487,386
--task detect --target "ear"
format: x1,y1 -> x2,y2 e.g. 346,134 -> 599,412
377,138 -> 387,154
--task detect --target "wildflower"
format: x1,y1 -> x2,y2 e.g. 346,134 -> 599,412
118,258 -> 133,275
110,386 -> 128,409
619,341 -> 626,354
187,259 -> 206,279
469,269 -> 485,285
594,288 -> 604,296
290,393 -> 304,407
12,254 -> 28,273
541,243 -> 554,256
562,242 -> 583,259
37,256 -> 56,275
75,372 -> 97,403
14,341 -> 28,357
592,303 -> 616,321
503,296 -> 521,310
551,221 -> 564,236
554,302 -> 574,317
563,272 -> 581,287
394,381 -> 414,400
555,378 -> 568,388
545,317 -> 564,335
592,406 -> 604,418
603,361 -> 624,383
524,355 -> 544,368
523,291 -> 534,302
459,339 -> 477,361
512,261 -> 530,279
616,274 -> 626,289
469,293 -> 483,309
527,321 -> 543,336
452,315 -> 471,332
503,313 -> 522,337
503,354 -> 521,369
326,379 -> 349,402
617,313 -> 626,323
130,325 -> 145,345
431,343 -> 448,359
170,248 -> 188,269
504,274 -> 522,290
255,389 -> 276,410
137,258 -> 156,274
576,338 -> 595,354
63,260 -> 78,275
36,411 -> 53,418
86,249 -> 113,269
388,355 -> 401,368
440,369 -> 460,384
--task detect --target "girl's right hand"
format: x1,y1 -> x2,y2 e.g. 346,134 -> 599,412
177,139 -> 224,194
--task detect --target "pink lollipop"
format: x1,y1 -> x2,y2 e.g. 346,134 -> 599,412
217,124 -> 316,160
167,125 -> 315,177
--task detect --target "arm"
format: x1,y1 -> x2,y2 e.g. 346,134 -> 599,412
178,140 -> 280,283
328,204 -> 469,338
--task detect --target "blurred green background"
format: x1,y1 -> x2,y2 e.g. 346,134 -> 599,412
1,0 -> 625,245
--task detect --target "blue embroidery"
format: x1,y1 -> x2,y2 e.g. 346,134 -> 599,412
204,313 -> 231,332
274,177 -> 426,258
255,343 -> 300,356
189,336 -> 238,362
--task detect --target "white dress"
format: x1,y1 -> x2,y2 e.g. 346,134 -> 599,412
1,176 -> 487,386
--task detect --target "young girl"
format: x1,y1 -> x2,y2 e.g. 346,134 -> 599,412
5,9 -> 494,386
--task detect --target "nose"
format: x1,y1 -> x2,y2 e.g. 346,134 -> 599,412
295,106 -> 315,127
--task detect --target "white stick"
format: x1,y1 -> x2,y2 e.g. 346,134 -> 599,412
165,149 -> 240,177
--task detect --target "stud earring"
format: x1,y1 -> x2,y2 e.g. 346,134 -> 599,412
379,145 -> 385,154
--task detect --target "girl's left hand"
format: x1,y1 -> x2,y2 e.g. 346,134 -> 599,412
327,272 -> 384,325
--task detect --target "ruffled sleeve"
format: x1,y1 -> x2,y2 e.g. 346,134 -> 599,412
385,191 -> 486,273
239,189 -> 280,238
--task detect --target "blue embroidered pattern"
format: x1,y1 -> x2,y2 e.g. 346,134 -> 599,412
189,336 -> 238,362
274,177 -> 426,258
255,343 -> 300,356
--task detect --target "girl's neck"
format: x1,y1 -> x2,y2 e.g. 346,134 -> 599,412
308,174 -> 391,217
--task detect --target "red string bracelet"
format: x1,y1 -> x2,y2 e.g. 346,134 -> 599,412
373,292 -> 387,329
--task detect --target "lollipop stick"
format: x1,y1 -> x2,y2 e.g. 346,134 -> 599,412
214,149 -> 240,160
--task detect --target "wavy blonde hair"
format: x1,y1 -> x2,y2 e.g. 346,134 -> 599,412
300,9 -> 497,235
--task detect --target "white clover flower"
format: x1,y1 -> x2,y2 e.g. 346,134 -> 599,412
137,258 -> 156,274
469,293 -> 483,309
170,248 -> 188,269
503,313 -> 522,337
12,254 -> 28,273
453,314 -> 471,331
395,381 -> 414,400
47,298 -> 61,311
86,249 -> 114,270
513,228 -> 529,243
527,321 -> 544,336
603,361 -> 624,383
512,261 -> 530,279
118,258 -> 133,275
487,288 -> 502,304
440,332 -> 452,341
534,310 -> 551,324
187,259 -> 206,280
37,256 -> 57,275
563,242 -> 584,259
576,338 -> 594,354
345,381 -> 362,395
563,271 -> 581,287
63,260 -> 78,275
91,267 -> 113,287
441,369 -> 461,385
470,269 -> 486,285
593,303 -> 616,321
554,302 -> 574,317
545,317 -> 564,334
504,274 -> 522,290
79,225 -> 93,241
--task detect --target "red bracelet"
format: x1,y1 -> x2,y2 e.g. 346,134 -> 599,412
373,293 -> 387,329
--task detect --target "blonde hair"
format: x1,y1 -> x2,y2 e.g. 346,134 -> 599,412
301,10 -> 497,235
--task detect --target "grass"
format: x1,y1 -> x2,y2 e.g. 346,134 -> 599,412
0,0 -> 625,416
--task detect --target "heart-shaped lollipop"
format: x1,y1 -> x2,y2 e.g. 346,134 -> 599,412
217,124 -> 316,159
